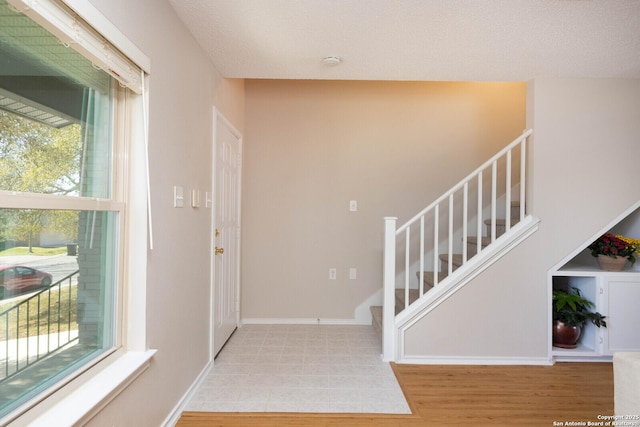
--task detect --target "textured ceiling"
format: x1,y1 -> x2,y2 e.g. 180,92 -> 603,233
167,0 -> 640,81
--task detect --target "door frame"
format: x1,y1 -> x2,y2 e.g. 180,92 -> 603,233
210,107 -> 243,362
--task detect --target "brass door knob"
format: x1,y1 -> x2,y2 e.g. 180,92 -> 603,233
215,247 -> 224,255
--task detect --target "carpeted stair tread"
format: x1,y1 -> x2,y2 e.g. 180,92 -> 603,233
395,288 -> 422,314
416,271 -> 448,288
467,236 -> 491,247
438,253 -> 464,268
370,306 -> 382,339
484,218 -> 521,226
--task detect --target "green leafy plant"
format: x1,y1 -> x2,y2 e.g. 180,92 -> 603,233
588,233 -> 640,265
552,287 -> 606,328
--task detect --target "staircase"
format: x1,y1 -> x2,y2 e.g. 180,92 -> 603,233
374,130 -> 540,362
371,202 -> 522,337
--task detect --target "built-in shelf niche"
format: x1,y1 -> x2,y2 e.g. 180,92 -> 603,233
551,275 -> 599,357
558,205 -> 640,273
551,201 -> 640,361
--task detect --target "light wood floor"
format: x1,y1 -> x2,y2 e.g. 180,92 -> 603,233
177,362 -> 614,426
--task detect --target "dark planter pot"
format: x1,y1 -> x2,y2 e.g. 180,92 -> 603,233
553,320 -> 582,349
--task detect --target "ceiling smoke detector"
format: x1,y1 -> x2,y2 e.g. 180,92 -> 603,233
322,56 -> 342,66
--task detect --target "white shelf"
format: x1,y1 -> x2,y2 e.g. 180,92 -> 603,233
552,342 -> 595,356
557,260 -> 640,275
552,343 -> 612,362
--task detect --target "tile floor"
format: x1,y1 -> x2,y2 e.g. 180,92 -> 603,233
185,324 -> 411,414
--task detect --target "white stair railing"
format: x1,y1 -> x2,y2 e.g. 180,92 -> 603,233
382,129 -> 533,361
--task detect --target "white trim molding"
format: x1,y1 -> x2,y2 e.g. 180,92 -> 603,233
399,355 -> 553,366
242,318 -> 373,326
17,350 -> 157,426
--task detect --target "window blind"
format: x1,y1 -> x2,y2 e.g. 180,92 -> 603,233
7,0 -> 145,94
6,0 -> 154,249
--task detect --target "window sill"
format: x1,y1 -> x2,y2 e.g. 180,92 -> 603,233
26,349 -> 157,426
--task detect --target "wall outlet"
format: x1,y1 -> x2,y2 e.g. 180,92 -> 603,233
329,268 -> 337,280
349,200 -> 357,212
349,268 -> 357,280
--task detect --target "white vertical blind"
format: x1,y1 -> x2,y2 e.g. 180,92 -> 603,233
141,70 -> 153,250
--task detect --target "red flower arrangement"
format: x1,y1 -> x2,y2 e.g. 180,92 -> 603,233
588,233 -> 640,266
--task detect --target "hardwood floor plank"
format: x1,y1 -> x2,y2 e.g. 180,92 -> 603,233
177,362 -> 614,426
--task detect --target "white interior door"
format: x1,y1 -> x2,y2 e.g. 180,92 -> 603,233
212,111 -> 242,358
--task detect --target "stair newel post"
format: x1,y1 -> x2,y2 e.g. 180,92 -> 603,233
505,149 -> 512,232
462,182 -> 468,263
477,171 -> 483,255
448,194 -> 454,276
404,227 -> 410,311
491,160 -> 497,242
383,216 -> 398,362
419,216 -> 425,297
434,205 -> 439,285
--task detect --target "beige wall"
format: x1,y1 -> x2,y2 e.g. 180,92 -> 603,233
242,80 -> 526,322
404,77 -> 640,361
82,0 -> 244,425
15,0 -> 640,423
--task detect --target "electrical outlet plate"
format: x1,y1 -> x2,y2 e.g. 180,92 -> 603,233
329,268 -> 337,280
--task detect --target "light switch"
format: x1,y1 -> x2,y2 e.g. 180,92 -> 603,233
191,189 -> 201,208
174,186 -> 184,208
349,200 -> 357,212
205,192 -> 212,208
349,268 -> 357,280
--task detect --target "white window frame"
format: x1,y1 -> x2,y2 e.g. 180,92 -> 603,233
0,1 -> 155,425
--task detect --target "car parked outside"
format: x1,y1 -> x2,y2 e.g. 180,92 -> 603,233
0,265 -> 53,299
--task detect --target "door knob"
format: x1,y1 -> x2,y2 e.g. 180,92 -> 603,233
215,247 -> 224,255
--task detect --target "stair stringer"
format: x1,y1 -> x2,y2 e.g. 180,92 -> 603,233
393,215 -> 541,363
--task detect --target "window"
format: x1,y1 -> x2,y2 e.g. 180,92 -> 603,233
0,0 -> 148,421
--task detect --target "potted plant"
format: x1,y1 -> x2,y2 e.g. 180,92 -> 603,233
588,233 -> 640,271
552,287 -> 606,349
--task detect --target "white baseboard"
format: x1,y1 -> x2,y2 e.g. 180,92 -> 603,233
162,360 -> 213,427
398,355 -> 553,366
22,350 -> 157,427
241,318 -> 372,326
554,356 -> 612,363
